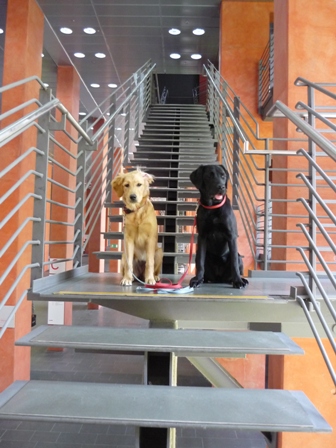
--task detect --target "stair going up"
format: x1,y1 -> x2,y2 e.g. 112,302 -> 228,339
0,323 -> 330,435
0,103 -> 331,448
98,103 -> 216,274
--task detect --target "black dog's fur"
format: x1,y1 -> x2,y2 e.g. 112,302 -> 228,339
189,164 -> 248,289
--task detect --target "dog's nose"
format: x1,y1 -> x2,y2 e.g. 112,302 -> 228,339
129,194 -> 137,202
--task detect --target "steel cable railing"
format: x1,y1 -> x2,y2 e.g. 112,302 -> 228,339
0,59 -> 156,338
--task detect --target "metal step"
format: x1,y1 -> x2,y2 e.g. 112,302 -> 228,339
129,160 -> 216,169
104,231 -> 196,244
94,250 -> 194,262
16,325 -> 304,356
108,215 -> 195,225
105,200 -> 198,211
133,150 -> 216,158
0,381 -> 331,433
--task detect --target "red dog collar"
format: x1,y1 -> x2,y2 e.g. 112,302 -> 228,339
199,195 -> 227,210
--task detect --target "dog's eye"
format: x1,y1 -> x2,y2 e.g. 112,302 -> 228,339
124,183 -> 129,188
137,183 -> 142,187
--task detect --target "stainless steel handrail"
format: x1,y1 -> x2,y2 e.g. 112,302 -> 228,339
0,62 -> 154,338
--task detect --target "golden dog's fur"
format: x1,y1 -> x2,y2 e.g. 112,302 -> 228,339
112,169 -> 162,285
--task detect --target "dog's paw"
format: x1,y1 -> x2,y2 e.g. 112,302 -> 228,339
154,275 -> 160,282
189,276 -> 204,288
232,277 -> 249,289
120,277 -> 133,286
145,277 -> 156,285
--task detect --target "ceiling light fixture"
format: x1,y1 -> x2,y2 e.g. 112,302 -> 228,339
95,52 -> 106,58
108,83 -> 118,88
193,28 -> 205,35
83,27 -> 96,34
74,52 -> 85,58
43,83 -> 49,87
79,112 -> 87,116
0,28 -> 4,34
191,53 -> 202,60
170,53 -> 181,59
60,27 -> 73,34
169,28 -> 181,35
90,83 -> 100,88
41,53 -> 44,57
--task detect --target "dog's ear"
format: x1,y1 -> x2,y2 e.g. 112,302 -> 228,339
112,173 -> 125,198
142,172 -> 154,185
220,165 -> 229,188
190,165 -> 204,190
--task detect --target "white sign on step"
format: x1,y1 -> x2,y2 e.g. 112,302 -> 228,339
48,259 -> 66,325
48,301 -> 65,325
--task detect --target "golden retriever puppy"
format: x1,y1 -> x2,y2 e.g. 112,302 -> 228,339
112,168 -> 163,285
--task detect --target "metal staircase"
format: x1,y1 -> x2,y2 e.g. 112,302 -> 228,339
97,103 -> 216,273
0,62 -> 334,448
0,100 -> 330,448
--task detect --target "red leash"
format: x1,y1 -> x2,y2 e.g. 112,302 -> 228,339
144,195 -> 227,289
144,215 -> 197,289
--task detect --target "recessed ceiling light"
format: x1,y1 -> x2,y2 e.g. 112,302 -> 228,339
79,112 -> 87,116
43,83 -> 49,87
95,52 -> 106,58
60,27 -> 73,35
106,112 -> 110,116
115,127 -> 122,131
90,83 -> 100,88
41,53 -> 44,57
74,52 -> 85,58
191,53 -> 202,60
193,28 -> 205,36
0,28 -> 4,34
108,83 -> 118,88
84,27 -> 96,34
169,28 -> 181,35
170,53 -> 181,59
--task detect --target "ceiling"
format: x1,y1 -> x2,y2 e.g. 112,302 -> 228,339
22,0 -> 221,111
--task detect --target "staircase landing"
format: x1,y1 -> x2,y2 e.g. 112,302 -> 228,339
28,269 -> 334,336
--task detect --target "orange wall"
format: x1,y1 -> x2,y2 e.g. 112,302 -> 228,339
272,0 -> 336,270
0,0 -> 44,391
269,338 -> 336,447
219,1 -> 274,274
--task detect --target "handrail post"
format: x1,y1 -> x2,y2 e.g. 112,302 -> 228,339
263,153 -> 272,272
232,96 -> 241,210
107,95 -> 116,197
73,125 -> 89,268
31,88 -> 53,282
123,80 -> 132,164
306,85 -> 317,296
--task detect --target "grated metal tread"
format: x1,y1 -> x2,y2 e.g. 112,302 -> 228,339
0,381 -> 330,433
16,325 -> 304,356
108,215 -> 195,224
94,250 -> 194,262
104,231 -> 196,243
105,200 -> 198,211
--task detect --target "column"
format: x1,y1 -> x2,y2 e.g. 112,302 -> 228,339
270,2 -> 336,447
0,0 -> 44,391
219,1 -> 274,273
48,65 -> 80,325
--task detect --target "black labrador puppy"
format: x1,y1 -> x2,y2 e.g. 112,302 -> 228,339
189,164 -> 248,289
